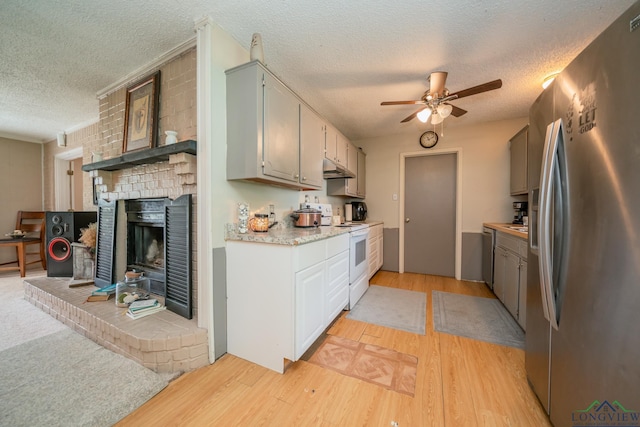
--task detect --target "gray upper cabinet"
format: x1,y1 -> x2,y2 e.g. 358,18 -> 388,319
327,145 -> 366,198
263,71 -> 300,182
345,142 -> 358,196
337,132 -> 351,173
356,148 -> 366,198
299,104 -> 325,189
324,125 -> 349,171
510,125 -> 529,195
324,124 -> 337,162
226,60 -> 321,190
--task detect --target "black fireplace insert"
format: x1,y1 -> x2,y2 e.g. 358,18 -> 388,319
126,198 -> 166,295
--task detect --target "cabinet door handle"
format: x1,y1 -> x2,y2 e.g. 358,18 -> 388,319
294,173 -> 299,179
405,218 -> 410,223
302,176 -> 306,181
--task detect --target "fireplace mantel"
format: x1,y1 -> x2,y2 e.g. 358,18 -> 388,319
82,140 -> 197,172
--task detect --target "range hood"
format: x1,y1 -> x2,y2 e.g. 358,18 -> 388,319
323,158 -> 355,179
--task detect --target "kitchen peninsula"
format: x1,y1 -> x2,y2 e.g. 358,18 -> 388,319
225,226 -> 352,373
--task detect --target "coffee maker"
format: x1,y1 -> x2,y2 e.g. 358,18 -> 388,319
512,201 -> 528,224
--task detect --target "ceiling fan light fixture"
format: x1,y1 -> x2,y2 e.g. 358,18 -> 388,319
431,112 -> 444,125
542,72 -> 560,89
437,104 -> 453,119
417,108 -> 432,123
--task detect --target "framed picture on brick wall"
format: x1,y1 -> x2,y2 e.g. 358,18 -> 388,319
123,71 -> 160,152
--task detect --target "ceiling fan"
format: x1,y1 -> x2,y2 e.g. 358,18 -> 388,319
381,71 -> 503,124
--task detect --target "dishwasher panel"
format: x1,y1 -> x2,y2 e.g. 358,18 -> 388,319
482,227 -> 495,288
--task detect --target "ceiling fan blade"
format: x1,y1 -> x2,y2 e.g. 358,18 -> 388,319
446,103 -> 467,117
449,79 -> 502,100
400,107 -> 427,123
381,100 -> 425,105
429,71 -> 448,98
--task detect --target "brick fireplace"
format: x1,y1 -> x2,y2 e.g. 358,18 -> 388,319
27,46 -> 206,373
89,145 -> 199,319
25,148 -> 204,374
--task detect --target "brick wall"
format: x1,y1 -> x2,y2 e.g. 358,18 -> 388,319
92,47 -> 197,163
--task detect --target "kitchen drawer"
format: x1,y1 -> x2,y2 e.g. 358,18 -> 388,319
326,233 -> 349,258
294,239 -> 325,272
496,232 -> 521,254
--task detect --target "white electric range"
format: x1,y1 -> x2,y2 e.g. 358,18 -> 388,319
334,222 -> 370,308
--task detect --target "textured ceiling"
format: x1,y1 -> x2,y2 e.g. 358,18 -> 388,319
0,0 -> 635,143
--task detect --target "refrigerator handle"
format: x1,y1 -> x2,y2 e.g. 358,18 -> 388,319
538,118 -> 563,330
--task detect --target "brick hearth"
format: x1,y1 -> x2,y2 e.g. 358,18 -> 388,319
24,277 -> 208,374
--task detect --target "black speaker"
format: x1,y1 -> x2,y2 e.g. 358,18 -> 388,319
46,211 -> 97,277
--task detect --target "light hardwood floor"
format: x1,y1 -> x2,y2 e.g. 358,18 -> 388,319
117,271 -> 551,426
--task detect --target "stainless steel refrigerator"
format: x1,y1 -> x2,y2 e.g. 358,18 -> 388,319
526,2 -> 640,426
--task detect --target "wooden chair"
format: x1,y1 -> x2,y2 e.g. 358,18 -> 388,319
0,211 -> 46,277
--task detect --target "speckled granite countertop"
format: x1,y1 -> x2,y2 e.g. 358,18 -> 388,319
483,222 -> 528,240
225,224 -> 351,246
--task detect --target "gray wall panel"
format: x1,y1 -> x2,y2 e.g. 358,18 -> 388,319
462,232 -> 483,281
213,246 -> 227,360
382,228 -> 399,272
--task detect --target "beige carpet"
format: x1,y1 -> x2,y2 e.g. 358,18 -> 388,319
0,267 -> 68,351
0,267 -> 170,426
308,335 -> 418,396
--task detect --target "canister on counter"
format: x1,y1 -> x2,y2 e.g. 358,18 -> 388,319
249,214 -> 269,232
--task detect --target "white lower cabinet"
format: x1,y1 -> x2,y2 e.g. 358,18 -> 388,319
325,250 -> 349,324
367,223 -> 384,279
295,262 -> 326,358
227,233 -> 349,373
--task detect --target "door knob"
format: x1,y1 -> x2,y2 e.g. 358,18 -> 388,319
405,218 -> 410,223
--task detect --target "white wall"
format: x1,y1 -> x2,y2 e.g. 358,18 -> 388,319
209,27 -> 351,248
355,117 -> 528,232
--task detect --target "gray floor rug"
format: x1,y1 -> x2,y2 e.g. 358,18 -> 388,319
0,329 -> 168,427
432,291 -> 525,349
346,285 -> 426,335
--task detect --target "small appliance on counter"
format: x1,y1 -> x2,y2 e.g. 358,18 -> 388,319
290,208 -> 322,228
512,201 -> 528,224
345,203 -> 353,222
351,201 -> 367,222
300,203 -> 332,226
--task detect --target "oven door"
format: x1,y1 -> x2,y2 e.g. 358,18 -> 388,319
349,228 -> 369,283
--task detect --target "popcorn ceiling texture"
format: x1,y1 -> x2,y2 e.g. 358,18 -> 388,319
1,0 -> 635,142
